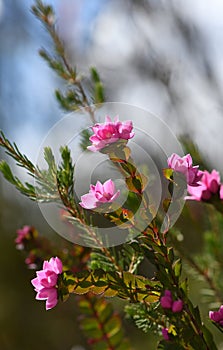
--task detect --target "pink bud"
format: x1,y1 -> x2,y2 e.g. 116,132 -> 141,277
172,300 -> 183,313
162,328 -> 170,341
160,290 -> 172,309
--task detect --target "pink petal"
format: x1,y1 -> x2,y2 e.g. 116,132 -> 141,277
92,125 -> 100,133
105,116 -> 112,123
95,192 -> 107,202
89,135 -> 100,143
209,179 -> 219,193
118,120 -> 133,135
45,288 -> 58,310
103,179 -> 115,195
50,257 -> 63,274
95,181 -> 103,194
43,260 -> 52,270
87,145 -> 101,152
36,288 -> 52,300
201,189 -> 212,201
37,270 -> 58,288
187,184 -> 206,201
109,190 -> 120,202
209,310 -> 221,323
209,170 -> 220,185
167,153 -> 178,168
31,277 -> 42,290
79,193 -> 97,209
184,154 -> 193,167
46,297 -> 58,310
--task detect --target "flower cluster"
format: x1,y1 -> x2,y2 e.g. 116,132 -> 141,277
31,257 -> 63,310
87,116 -> 134,152
160,290 -> 183,313
209,305 -> 223,326
187,170 -> 223,201
79,179 -> 120,209
167,153 -> 202,187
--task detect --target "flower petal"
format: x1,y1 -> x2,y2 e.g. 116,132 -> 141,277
79,193 -> 98,209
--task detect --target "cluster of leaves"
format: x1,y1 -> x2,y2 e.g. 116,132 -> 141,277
125,303 -> 161,334
59,268 -> 161,304
78,295 -> 131,350
179,209 -> 223,306
90,243 -> 144,274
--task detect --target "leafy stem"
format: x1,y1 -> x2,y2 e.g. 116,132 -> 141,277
32,0 -> 102,124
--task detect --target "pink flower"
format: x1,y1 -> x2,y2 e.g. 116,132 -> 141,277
187,170 -> 223,201
31,257 -> 63,310
160,290 -> 183,313
167,153 -> 203,186
162,328 -> 170,341
87,116 -> 134,152
79,179 -> 120,209
15,225 -> 37,249
209,305 -> 223,327
15,225 -> 32,245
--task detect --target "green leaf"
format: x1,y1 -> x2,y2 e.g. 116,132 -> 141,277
104,316 -> 121,337
79,129 -> 92,151
173,259 -> 182,278
90,67 -> 101,83
90,67 -> 105,103
81,317 -> 103,338
94,82 -> 105,104
78,295 -> 131,350
163,168 -> 173,181
0,161 -> 17,184
180,279 -> 188,295
96,299 -> 113,323
109,328 -> 123,347
202,325 -> 218,350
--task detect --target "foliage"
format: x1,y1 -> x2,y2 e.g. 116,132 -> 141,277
78,295 -> 131,350
32,0 -> 105,122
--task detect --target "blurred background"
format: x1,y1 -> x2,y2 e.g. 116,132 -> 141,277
1,0 -> 223,349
